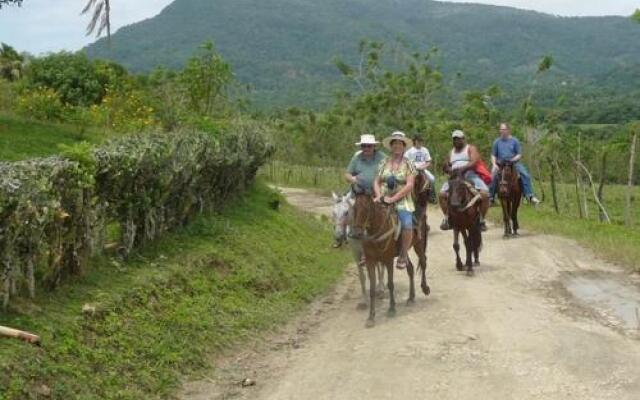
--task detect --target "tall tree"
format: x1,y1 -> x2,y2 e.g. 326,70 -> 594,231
82,0 -> 111,43
0,43 -> 25,81
632,9 -> 640,23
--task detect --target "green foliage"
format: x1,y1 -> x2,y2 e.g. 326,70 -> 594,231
180,41 -> 233,117
0,128 -> 272,306
0,115 -> 102,161
633,9 -> 640,24
85,0 -> 640,108
15,87 -> 66,121
0,184 -> 351,399
24,52 -> 127,107
88,85 -> 156,132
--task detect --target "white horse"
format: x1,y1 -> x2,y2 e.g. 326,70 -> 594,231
331,191 -> 386,308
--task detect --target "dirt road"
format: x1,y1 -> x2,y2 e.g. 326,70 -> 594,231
181,187 -> 640,400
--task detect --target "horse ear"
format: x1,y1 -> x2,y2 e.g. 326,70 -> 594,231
347,197 -> 355,207
332,192 -> 339,202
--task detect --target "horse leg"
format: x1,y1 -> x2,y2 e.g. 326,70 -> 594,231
366,260 -> 377,328
417,222 -> 430,296
406,258 -> 416,305
512,197 -> 521,236
501,198 -> 510,238
376,262 -> 386,298
386,261 -> 396,316
453,229 -> 464,271
473,224 -> 481,266
463,229 -> 474,276
353,243 -> 368,309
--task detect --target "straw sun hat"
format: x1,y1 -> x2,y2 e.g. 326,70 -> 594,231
382,131 -> 413,150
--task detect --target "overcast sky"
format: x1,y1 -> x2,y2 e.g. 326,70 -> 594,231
0,0 -> 639,55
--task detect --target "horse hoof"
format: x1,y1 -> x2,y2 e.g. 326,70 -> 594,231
406,298 -> 415,306
365,319 -> 375,328
387,309 -> 397,317
456,263 -> 465,271
356,302 -> 368,310
503,235 -> 510,239
474,261 -> 481,267
421,284 -> 431,296
466,270 -> 475,277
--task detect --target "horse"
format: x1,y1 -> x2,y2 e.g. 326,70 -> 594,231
447,172 -> 483,276
351,194 -> 430,327
331,191 -> 386,309
497,161 -> 522,238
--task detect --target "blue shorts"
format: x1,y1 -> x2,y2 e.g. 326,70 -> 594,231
397,210 -> 413,231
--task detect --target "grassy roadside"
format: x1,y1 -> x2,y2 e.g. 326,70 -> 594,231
0,183 -> 352,399
488,205 -> 640,272
0,114 -> 103,161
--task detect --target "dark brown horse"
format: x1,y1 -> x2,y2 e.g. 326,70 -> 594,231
447,173 -> 483,276
352,194 -> 429,327
497,161 -> 522,238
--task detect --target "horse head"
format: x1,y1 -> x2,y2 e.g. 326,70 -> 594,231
498,161 -> 517,198
331,191 -> 353,243
448,171 -> 472,211
350,193 -> 373,239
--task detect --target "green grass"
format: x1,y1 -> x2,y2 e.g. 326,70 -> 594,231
0,183 -> 352,399
0,115 -> 102,161
490,205 -> 640,272
259,160 -> 346,195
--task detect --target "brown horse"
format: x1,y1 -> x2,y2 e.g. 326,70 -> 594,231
497,161 -> 522,238
352,194 -> 429,327
447,173 -> 483,276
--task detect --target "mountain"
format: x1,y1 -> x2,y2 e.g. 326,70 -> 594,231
85,0 -> 640,108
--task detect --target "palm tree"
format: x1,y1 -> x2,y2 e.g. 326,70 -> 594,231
82,0 -> 111,44
0,43 -> 25,81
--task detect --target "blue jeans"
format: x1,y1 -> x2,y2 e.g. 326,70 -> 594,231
490,162 -> 534,198
397,210 -> 413,231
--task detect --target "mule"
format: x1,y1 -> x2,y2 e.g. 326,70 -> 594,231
497,161 -> 522,238
447,173 -> 483,276
331,191 -> 385,308
351,194 -> 430,327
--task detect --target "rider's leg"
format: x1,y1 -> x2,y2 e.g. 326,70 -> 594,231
397,210 -> 413,269
516,162 -> 540,204
489,168 -> 499,201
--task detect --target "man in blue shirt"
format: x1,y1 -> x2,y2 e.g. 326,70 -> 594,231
490,123 -> 540,205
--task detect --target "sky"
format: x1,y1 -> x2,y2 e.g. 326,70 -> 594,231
0,0 -> 639,55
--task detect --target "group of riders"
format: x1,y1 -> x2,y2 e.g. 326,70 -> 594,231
342,122 -> 540,269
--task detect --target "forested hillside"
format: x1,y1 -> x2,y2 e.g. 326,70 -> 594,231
86,0 -> 640,108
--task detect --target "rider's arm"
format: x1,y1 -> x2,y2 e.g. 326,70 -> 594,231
462,145 -> 480,172
491,154 -> 498,170
344,172 -> 358,185
510,139 -> 522,163
373,173 -> 382,200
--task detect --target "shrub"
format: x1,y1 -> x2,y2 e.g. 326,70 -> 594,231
0,127 -> 272,307
15,87 -> 65,121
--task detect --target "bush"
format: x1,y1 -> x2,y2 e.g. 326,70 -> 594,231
0,127 -> 272,307
15,87 -> 65,121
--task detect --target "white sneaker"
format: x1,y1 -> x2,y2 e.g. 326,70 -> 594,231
529,196 -> 541,206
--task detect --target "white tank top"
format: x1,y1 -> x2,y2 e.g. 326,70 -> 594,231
450,145 -> 470,170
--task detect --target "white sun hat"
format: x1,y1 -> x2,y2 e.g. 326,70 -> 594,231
451,130 -> 465,139
382,131 -> 413,150
355,134 -> 380,146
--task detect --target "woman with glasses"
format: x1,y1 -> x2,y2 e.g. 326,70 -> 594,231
373,131 -> 416,269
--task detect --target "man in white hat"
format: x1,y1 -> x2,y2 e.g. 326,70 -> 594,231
438,130 -> 490,231
345,134 -> 387,195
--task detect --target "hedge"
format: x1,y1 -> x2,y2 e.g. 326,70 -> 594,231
0,124 -> 272,307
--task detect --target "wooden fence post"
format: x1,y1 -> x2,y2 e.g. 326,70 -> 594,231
626,133 -> 637,227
